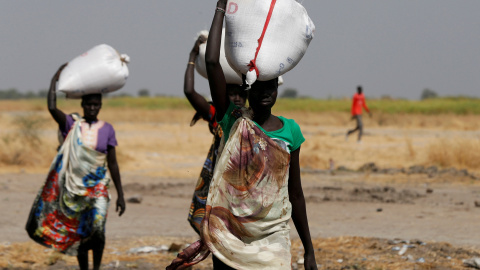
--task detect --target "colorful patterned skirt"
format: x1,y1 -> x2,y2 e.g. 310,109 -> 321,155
26,117 -> 110,255
188,127 -> 222,234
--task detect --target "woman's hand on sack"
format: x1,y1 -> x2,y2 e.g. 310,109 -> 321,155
191,35 -> 207,55
51,63 -> 68,83
217,0 -> 227,8
116,196 -> 126,216
304,252 -> 318,270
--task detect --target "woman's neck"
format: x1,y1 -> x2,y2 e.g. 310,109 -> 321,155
252,107 -> 284,132
252,108 -> 272,126
84,117 -> 98,125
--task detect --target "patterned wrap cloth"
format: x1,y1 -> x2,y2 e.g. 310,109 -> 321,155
187,126 -> 223,234
168,110 -> 293,270
188,104 -> 222,234
26,115 -> 110,255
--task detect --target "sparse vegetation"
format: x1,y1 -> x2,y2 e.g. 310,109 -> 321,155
1,97 -> 480,172
427,138 -> 480,170
2,96 -> 480,114
0,113 -> 51,166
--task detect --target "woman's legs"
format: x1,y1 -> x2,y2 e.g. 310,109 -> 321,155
77,231 -> 106,270
212,255 -> 236,270
77,242 -> 90,270
92,232 -> 105,270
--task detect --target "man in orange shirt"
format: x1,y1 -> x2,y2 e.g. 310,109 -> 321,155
346,86 -> 371,142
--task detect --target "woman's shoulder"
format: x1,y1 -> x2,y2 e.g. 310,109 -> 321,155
101,121 -> 116,133
278,116 -> 303,138
277,116 -> 301,130
275,116 -> 305,151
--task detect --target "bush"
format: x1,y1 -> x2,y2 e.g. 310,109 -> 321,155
421,88 -> 438,100
138,89 -> 150,97
280,88 -> 298,98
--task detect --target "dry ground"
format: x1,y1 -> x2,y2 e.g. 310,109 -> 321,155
1,102 -> 480,269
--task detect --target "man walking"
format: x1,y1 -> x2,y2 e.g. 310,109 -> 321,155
346,86 -> 371,142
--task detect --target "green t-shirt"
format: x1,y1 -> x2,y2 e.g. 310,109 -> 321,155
219,102 -> 305,153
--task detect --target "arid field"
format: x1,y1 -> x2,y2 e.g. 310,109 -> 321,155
1,97 -> 480,269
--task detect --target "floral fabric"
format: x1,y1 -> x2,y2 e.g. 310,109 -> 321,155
168,112 -> 293,270
26,116 -> 110,255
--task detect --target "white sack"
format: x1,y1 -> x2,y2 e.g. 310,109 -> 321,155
224,0 -> 315,85
195,30 -> 243,85
58,44 -> 130,98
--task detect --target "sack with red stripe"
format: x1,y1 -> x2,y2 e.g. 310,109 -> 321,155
224,0 -> 315,86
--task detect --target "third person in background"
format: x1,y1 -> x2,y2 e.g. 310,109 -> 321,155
184,34 -> 247,234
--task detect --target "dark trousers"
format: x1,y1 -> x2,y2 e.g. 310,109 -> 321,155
347,114 -> 364,141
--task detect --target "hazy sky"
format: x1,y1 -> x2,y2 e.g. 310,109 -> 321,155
1,1 -> 479,100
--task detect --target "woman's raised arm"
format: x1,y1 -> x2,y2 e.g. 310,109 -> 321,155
205,0 -> 229,122
47,64 -> 68,128
184,35 -> 211,119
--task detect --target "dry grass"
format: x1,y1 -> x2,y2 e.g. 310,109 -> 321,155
1,236 -> 476,269
0,113 -> 56,168
405,136 -> 416,159
282,110 -> 480,130
427,138 -> 480,170
1,99 -> 480,175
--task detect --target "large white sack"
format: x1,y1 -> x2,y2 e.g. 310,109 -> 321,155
58,44 -> 130,98
195,30 -> 243,85
224,0 -> 315,86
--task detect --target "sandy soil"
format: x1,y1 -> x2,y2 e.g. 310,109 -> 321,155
3,161 -> 480,246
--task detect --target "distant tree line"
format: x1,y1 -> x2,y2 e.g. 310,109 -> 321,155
0,87 -> 472,101
0,88 -> 150,99
0,88 -> 51,99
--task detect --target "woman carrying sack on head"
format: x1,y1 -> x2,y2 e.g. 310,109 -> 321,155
185,34 -> 247,235
167,1 -> 317,269
26,64 -> 126,270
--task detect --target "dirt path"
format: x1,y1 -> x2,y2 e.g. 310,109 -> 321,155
2,171 -> 479,249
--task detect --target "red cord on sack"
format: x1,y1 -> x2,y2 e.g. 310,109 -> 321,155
247,0 -> 277,78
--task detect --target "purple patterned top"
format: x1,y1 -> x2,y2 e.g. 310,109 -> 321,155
60,114 -> 117,154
